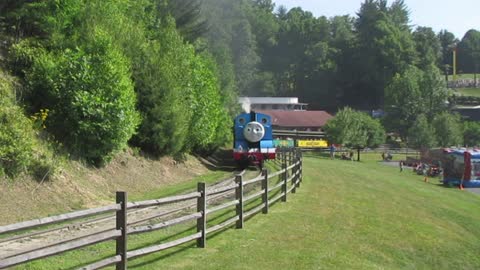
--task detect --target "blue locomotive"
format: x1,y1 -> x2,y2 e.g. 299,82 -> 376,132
233,111 -> 276,166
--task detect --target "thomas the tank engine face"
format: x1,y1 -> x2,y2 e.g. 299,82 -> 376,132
233,112 -> 275,165
243,121 -> 265,143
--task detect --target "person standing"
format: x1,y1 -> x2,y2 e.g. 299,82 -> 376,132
329,144 -> 336,159
399,161 -> 404,172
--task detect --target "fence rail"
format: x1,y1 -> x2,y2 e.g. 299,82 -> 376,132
0,148 -> 303,270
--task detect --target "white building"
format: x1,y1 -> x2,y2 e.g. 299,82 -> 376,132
238,97 -> 307,111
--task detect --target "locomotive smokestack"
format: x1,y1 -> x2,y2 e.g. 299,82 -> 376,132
241,97 -> 251,113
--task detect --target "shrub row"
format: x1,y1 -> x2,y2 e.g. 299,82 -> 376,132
2,0 -> 232,177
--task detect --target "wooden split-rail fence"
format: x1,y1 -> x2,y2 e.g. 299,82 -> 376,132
0,148 -> 303,270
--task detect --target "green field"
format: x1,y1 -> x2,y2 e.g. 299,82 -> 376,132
448,73 -> 478,80
17,155 -> 480,269
457,87 -> 480,97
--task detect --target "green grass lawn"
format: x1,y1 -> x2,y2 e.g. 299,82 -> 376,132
457,87 -> 480,97
448,73 -> 478,80
15,156 -> 480,269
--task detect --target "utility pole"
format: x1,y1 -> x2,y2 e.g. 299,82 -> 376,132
453,47 -> 457,81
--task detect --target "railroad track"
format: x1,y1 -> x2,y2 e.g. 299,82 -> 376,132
0,169 -> 260,260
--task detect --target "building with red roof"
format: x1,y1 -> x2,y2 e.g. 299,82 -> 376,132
256,110 -> 333,131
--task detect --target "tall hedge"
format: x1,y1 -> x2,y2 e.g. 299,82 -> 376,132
133,20 -> 194,155
19,31 -> 140,165
6,0 -> 232,165
186,54 -> 230,153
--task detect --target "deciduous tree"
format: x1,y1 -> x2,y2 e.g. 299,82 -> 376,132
432,112 -> 463,147
408,114 -> 437,150
324,107 -> 385,161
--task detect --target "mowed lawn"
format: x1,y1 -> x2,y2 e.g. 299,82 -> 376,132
123,156 -> 480,270
448,74 -> 477,80
14,156 -> 480,270
457,87 -> 480,97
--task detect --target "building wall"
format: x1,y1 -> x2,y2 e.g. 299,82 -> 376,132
251,104 -> 307,111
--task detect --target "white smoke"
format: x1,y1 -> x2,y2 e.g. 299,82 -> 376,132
241,97 -> 251,113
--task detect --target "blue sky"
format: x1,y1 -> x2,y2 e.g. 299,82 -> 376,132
273,0 -> 479,39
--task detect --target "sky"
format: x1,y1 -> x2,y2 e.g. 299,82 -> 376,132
273,0 -> 479,39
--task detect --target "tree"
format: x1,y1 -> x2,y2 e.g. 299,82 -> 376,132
268,8 -> 337,108
384,65 -> 422,137
324,107 -> 385,161
384,65 -> 449,138
432,112 -> 463,147
457,29 -> 480,84
186,53 -> 230,153
408,114 -> 437,150
133,18 -> 196,156
166,0 -> 208,42
437,30 -> 458,77
202,0 -> 261,96
351,0 -> 416,108
246,0 -> 279,58
419,65 -> 450,120
464,121 -> 480,147
412,27 -> 441,70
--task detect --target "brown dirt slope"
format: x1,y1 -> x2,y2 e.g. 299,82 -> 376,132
0,149 -> 213,225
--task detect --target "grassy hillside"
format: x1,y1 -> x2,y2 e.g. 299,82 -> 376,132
15,154 -> 480,269
138,155 -> 480,270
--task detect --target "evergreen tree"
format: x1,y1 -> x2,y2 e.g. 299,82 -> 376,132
413,27 -> 441,70
166,0 -> 208,42
352,0 -> 415,108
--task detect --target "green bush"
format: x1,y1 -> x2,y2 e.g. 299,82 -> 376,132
0,76 -> 35,177
30,151 -> 57,181
0,106 -> 35,177
23,31 -> 140,165
186,54 -> 228,153
133,20 -> 195,156
133,20 -> 231,156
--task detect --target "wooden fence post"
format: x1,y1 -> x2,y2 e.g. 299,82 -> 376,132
292,158 -> 297,194
287,148 -> 292,166
261,169 -> 269,214
282,158 -> 287,202
299,151 -> 303,185
197,182 -> 206,248
116,191 -> 127,270
235,175 -> 244,229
